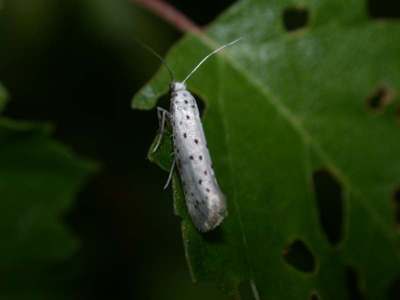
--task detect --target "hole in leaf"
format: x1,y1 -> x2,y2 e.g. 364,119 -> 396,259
366,85 -> 394,112
368,0 -> 400,19
203,226 -> 225,243
158,92 -> 171,108
310,290 -> 321,300
193,93 -> 205,117
346,266 -> 364,300
393,186 -> 400,229
283,239 -> 316,273
282,6 -> 309,31
388,276 -> 400,300
312,169 -> 344,246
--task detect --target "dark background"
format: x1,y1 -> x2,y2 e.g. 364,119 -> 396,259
0,0 -> 398,299
0,0 -> 234,299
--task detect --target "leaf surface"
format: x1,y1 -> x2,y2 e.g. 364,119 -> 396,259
133,1 -> 400,299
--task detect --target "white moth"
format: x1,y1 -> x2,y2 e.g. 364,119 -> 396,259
149,38 -> 241,232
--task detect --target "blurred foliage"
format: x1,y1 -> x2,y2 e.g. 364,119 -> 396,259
0,118 -> 96,300
0,84 -> 96,299
134,0 -> 400,299
0,0 -> 239,299
0,81 -> 7,111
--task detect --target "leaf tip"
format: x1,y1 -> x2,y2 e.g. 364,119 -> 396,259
132,84 -> 168,110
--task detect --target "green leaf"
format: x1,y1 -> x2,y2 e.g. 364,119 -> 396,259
0,117 -> 97,299
133,1 -> 400,299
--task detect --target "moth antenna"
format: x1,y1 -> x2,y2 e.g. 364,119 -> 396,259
182,37 -> 243,84
137,40 -> 175,81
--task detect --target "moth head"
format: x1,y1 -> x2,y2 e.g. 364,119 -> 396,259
170,82 -> 186,93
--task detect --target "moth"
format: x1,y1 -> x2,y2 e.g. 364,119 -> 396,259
148,38 -> 241,232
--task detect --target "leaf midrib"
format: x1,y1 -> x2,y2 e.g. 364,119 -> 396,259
214,59 -> 261,298
204,23 -> 399,260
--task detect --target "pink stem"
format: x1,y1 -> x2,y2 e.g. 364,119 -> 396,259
132,0 -> 202,34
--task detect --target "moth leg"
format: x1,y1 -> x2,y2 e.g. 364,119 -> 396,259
163,158 -> 176,190
153,107 -> 171,153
